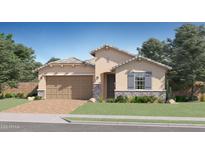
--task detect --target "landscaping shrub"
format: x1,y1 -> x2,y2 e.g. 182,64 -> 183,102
106,98 -> 115,103
137,96 -> 146,103
131,96 -> 149,103
130,96 -> 138,103
175,95 -> 198,102
130,96 -> 159,103
4,93 -> 12,98
153,97 -> 164,103
0,94 -> 4,99
135,96 -> 148,103
34,96 -> 42,100
127,96 -> 133,103
200,94 -> 205,102
98,96 -> 105,103
175,96 -> 188,102
4,93 -> 16,98
106,96 -> 164,103
114,95 -> 128,103
16,93 -> 25,99
149,96 -> 158,103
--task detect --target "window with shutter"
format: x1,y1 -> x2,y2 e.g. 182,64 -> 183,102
127,71 -> 152,90
145,72 -> 152,89
135,72 -> 145,89
127,72 -> 134,89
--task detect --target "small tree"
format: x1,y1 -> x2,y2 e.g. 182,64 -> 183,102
137,38 -> 168,64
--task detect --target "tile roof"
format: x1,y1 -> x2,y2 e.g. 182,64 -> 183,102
112,55 -> 172,70
50,57 -> 83,64
36,57 -> 94,71
84,58 -> 95,65
90,44 -> 136,57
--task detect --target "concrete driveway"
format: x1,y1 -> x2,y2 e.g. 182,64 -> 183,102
4,99 -> 86,114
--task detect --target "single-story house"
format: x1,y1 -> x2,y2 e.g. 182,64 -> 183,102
37,45 -> 171,100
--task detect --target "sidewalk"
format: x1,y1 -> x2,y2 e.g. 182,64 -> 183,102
67,114 -> 205,122
1,113 -> 205,124
0,113 -> 68,124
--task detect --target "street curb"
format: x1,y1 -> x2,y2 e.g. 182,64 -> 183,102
68,120 -> 205,128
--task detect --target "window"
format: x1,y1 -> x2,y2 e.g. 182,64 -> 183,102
128,72 -> 152,90
135,72 -> 145,89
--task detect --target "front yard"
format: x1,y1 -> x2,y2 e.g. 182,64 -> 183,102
71,102 -> 205,117
0,98 -> 28,111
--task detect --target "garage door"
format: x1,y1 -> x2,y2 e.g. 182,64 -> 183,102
46,76 -> 93,100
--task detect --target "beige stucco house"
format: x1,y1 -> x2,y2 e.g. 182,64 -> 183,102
37,45 -> 171,100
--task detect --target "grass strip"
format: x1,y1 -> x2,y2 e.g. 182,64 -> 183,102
0,98 -> 28,111
65,117 -> 205,125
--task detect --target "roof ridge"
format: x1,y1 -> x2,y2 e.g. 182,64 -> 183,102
70,57 -> 83,61
112,55 -> 172,70
137,55 -> 172,69
36,57 -> 94,71
49,57 -> 82,63
90,44 -> 136,57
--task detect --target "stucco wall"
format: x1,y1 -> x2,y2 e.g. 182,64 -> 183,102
38,64 -> 95,98
93,48 -> 134,98
94,48 -> 133,84
115,60 -> 167,91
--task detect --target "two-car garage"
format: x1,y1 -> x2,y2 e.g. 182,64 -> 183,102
37,57 -> 95,100
46,76 -> 93,100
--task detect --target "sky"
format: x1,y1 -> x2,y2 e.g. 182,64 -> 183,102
0,22 -> 203,64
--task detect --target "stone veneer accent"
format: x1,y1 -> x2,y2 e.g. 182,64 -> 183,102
115,90 -> 166,100
93,84 -> 101,99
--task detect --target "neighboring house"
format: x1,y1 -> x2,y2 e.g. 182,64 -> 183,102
37,45 -> 171,100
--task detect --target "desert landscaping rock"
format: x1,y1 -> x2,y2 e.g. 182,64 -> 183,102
88,98 -> 96,103
168,99 -> 177,104
27,97 -> 35,101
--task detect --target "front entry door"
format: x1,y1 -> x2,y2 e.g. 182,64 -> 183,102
107,74 -> 115,98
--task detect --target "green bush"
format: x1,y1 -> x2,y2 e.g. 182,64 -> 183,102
175,95 -> 198,102
153,97 -> 164,103
106,96 -> 164,103
130,96 -> 138,103
98,96 -> 105,103
4,93 -> 11,98
4,93 -> 26,99
0,94 -> 4,99
4,93 -> 16,98
200,95 -> 205,102
134,96 -> 147,103
150,96 -> 158,103
16,93 -> 25,99
131,96 -> 140,103
34,96 -> 42,100
130,96 -> 158,103
175,96 -> 188,102
127,96 -> 133,103
106,98 -> 115,103
114,95 -> 128,103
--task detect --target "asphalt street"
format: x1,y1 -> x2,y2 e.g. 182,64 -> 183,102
1,121 -> 205,132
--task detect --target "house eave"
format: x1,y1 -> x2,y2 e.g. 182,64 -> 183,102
35,62 -> 94,72
90,44 -> 136,57
112,55 -> 172,71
